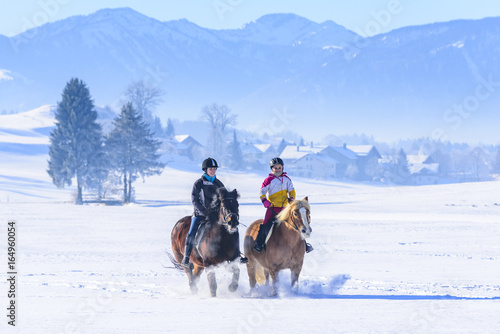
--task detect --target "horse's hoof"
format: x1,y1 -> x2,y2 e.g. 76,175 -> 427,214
228,283 -> 238,292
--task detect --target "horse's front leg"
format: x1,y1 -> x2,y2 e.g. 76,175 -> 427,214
206,268 -> 217,297
269,270 -> 279,297
186,264 -> 203,294
290,268 -> 301,293
227,261 -> 240,292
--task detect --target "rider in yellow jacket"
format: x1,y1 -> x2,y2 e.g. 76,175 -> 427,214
254,157 -> 313,253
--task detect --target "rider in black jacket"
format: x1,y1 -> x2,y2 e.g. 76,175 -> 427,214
181,158 -> 225,267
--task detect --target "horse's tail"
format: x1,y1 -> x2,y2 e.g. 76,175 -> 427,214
164,250 -> 184,271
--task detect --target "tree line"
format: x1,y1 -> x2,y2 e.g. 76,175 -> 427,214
47,78 -> 164,204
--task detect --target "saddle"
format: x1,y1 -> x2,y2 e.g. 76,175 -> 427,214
194,221 -> 208,247
262,216 -> 278,246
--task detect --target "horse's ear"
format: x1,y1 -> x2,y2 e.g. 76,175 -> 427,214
230,189 -> 240,199
303,196 -> 308,202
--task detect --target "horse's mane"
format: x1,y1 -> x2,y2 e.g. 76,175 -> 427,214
275,199 -> 310,224
206,188 -> 240,222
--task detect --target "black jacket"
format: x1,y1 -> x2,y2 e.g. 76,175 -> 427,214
191,175 -> 225,216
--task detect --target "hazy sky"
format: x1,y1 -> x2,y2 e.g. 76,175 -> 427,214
1,0 -> 500,37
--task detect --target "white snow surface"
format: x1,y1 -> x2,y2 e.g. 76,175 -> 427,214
0,105 -> 55,145
0,153 -> 499,333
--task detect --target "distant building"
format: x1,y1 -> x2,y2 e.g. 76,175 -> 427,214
293,153 -> 338,178
280,144 -> 340,179
173,135 -> 203,160
407,154 -> 439,185
240,141 -> 266,168
278,143 -> 385,180
327,144 -> 358,178
347,145 -> 382,180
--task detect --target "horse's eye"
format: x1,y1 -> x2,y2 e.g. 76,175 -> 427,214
294,212 -> 298,217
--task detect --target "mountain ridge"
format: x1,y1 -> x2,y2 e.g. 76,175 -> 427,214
1,8 -> 500,143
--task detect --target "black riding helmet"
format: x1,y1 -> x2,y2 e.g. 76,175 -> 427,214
202,157 -> 219,171
269,157 -> 284,169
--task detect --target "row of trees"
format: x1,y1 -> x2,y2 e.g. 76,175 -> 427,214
47,78 -> 164,204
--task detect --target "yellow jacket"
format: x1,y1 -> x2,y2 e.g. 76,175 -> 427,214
259,172 -> 296,208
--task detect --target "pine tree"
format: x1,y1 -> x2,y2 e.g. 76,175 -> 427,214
151,116 -> 164,137
165,118 -> 175,139
47,78 -> 104,204
228,130 -> 244,170
106,102 -> 165,203
395,148 -> 410,183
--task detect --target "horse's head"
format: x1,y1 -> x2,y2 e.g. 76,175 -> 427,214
216,188 -> 240,234
277,197 -> 312,239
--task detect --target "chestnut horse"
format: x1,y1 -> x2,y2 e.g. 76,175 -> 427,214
170,188 -> 241,297
244,198 -> 312,296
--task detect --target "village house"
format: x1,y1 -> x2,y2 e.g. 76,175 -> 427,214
280,144 -> 337,178
347,145 -> 382,180
407,154 -> 439,185
326,144 -> 359,178
173,135 -> 203,160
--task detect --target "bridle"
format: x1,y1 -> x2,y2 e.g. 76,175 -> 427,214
279,203 -> 311,236
220,198 -> 239,229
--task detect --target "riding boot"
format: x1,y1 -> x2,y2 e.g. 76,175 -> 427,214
181,235 -> 195,267
253,224 -> 266,253
305,240 -> 314,253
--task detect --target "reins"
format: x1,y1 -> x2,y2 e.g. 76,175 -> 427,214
278,216 -> 301,233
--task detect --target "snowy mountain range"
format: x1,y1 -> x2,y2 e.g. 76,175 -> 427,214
1,8 -> 500,143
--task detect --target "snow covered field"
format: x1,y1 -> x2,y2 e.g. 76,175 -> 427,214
1,153 -> 499,333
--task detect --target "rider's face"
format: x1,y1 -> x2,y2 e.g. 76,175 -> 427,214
271,164 -> 283,176
206,167 -> 217,177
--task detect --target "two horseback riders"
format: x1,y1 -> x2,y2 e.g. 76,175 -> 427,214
173,156 -> 313,295
181,156 -> 311,267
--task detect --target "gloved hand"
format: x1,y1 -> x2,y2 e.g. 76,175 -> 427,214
263,199 -> 271,208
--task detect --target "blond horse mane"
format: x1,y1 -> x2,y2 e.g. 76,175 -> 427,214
275,199 -> 310,225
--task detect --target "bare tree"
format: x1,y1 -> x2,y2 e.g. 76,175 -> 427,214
468,146 -> 489,181
200,103 -> 237,160
123,79 -> 164,129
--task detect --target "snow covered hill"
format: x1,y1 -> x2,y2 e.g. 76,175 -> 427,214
0,105 -> 54,154
0,104 -> 116,155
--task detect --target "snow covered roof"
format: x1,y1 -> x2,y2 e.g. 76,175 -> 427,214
174,135 -> 190,143
280,145 -> 326,160
347,145 -> 375,156
174,135 -> 202,147
295,153 -> 338,164
240,142 -> 263,154
407,155 -> 431,165
254,143 -> 273,153
410,163 -> 439,175
329,145 -> 358,160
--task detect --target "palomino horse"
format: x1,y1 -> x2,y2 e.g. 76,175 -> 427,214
170,188 -> 241,297
244,198 -> 312,296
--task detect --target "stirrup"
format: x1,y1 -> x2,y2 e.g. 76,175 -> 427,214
305,243 -> 314,253
253,243 -> 263,253
181,256 -> 191,267
240,255 -> 248,264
